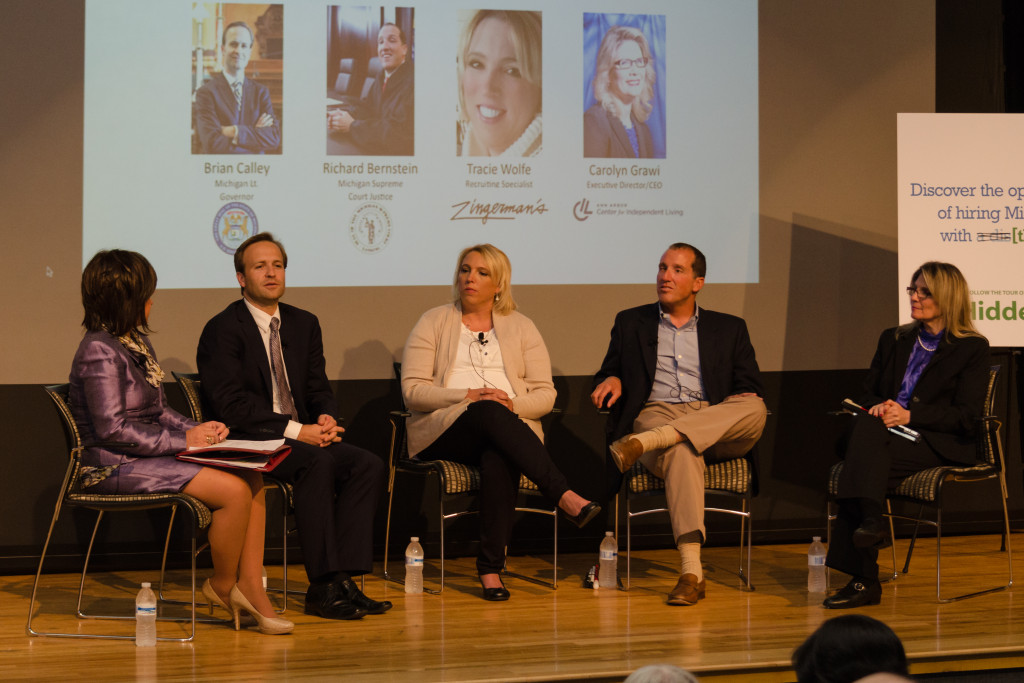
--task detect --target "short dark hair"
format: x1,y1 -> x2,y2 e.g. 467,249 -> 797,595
792,615 -> 908,683
222,21 -> 254,46
234,232 -> 288,275
81,250 -> 157,336
667,242 -> 706,279
381,22 -> 407,45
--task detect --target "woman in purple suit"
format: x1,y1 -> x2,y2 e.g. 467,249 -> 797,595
69,250 -> 292,635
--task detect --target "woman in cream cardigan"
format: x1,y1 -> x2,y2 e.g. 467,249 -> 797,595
401,244 -> 600,601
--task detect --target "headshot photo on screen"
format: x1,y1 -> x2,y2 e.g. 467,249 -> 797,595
583,13 -> 666,159
191,4 -> 283,154
326,7 -> 415,156
456,10 -> 542,158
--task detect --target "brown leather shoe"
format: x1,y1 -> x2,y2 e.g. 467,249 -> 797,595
609,435 -> 645,472
667,574 -> 706,606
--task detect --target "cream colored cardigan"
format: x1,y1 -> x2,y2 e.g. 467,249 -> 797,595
401,303 -> 555,457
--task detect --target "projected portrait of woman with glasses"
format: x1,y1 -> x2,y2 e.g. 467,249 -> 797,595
583,15 -> 666,159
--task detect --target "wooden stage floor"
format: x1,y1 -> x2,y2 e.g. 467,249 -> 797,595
4,534 -> 1024,682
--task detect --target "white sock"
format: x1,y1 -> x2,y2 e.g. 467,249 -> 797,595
677,533 -> 703,581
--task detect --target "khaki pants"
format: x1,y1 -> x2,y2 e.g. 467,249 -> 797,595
635,395 -> 767,544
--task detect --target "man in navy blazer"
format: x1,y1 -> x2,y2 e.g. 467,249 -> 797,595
592,243 -> 767,606
197,233 -> 389,620
195,22 -> 281,154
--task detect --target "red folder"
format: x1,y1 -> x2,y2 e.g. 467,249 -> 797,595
175,444 -> 291,473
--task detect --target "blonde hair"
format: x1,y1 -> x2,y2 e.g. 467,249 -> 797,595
908,261 -> 982,339
592,26 -> 655,123
457,10 -> 542,122
451,243 -> 517,315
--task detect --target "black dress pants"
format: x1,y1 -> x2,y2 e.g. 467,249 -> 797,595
826,414 -> 946,580
269,439 -> 385,580
417,401 -> 571,575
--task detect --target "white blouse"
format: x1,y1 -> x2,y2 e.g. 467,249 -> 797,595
445,324 -> 517,398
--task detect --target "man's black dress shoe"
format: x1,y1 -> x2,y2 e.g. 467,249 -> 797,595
564,502 -> 602,529
304,582 -> 368,620
822,579 -> 882,609
479,578 -> 510,602
337,578 -> 392,615
852,519 -> 890,550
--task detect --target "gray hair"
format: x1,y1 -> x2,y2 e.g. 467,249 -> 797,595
624,664 -> 699,683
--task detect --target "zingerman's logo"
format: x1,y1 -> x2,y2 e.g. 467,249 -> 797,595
450,198 -> 548,224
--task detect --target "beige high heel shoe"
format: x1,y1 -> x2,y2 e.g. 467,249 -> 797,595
228,585 -> 294,635
201,578 -> 231,615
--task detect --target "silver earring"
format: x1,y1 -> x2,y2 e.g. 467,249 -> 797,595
494,293 -> 501,302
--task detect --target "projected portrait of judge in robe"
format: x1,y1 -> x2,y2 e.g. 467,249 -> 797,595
456,10 -> 542,158
191,4 -> 283,155
583,13 -> 666,159
326,7 -> 415,156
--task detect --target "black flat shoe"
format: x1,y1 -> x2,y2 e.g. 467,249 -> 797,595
337,578 -> 393,615
564,502 -> 602,529
822,579 -> 882,609
479,578 -> 510,602
304,582 -> 367,620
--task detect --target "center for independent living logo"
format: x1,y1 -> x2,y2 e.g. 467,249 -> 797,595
213,202 -> 259,254
349,202 -> 391,254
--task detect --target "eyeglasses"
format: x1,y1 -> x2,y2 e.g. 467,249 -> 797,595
906,286 -> 932,300
613,58 -> 649,70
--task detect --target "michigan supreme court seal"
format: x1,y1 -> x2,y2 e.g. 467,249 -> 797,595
349,203 -> 391,254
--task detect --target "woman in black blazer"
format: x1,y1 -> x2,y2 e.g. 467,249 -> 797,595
824,262 -> 989,609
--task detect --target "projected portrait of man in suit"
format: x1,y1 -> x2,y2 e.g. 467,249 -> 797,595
326,7 -> 415,156
192,5 -> 282,155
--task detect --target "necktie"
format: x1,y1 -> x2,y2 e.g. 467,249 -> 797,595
232,80 -> 243,112
269,318 -> 298,420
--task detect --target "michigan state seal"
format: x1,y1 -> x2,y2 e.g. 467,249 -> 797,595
212,202 -> 259,254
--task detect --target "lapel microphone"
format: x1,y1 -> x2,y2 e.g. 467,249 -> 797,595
478,332 -> 488,346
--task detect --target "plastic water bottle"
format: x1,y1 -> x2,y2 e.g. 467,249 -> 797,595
135,581 -> 157,646
598,531 -> 618,590
808,536 -> 827,593
405,537 -> 424,594
261,566 -> 268,591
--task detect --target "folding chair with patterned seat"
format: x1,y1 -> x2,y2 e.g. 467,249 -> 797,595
382,362 -> 558,593
27,384 -> 221,641
171,372 -> 299,610
622,450 -> 757,590
826,364 -> 1012,602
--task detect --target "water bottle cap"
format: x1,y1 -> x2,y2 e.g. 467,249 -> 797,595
410,536 -> 419,542
141,582 -> 151,588
605,531 -> 613,536
812,536 -> 821,542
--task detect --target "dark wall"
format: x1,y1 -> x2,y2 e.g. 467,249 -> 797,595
6,358 -> 1022,576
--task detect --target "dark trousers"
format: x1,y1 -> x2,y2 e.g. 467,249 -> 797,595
826,415 -> 945,580
269,439 -> 385,580
417,401 -> 570,575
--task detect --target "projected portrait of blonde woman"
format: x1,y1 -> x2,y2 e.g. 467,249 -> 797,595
456,10 -> 542,157
583,13 -> 666,159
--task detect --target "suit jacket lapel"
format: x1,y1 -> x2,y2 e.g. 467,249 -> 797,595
234,299 -> 274,400
278,305 -> 305,413
638,304 -> 659,384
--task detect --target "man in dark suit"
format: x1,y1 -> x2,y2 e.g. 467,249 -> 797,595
195,22 -> 281,154
197,232 -> 389,620
326,23 -> 414,155
591,243 -> 767,606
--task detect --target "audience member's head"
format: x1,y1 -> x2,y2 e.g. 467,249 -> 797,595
792,615 -> 909,683
624,663 -> 699,683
